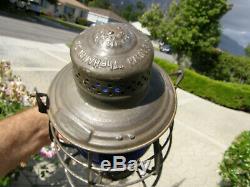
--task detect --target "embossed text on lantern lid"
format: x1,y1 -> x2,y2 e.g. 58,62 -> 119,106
94,25 -> 134,49
70,23 -> 154,79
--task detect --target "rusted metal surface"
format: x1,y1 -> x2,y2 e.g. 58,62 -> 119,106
70,23 -> 154,104
48,23 -> 177,154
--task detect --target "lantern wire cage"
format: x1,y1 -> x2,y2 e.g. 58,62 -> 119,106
49,121 -> 174,187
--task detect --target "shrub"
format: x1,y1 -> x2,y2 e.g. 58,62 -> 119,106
0,100 -> 22,119
245,43 -> 250,57
42,15 -> 87,31
191,48 -> 221,73
219,131 -> 250,187
155,57 -> 250,111
76,17 -> 87,26
192,49 -> 250,85
212,52 -> 250,84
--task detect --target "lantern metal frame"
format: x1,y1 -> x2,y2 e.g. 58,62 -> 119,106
34,23 -> 184,186
49,121 -> 173,187
48,70 -> 183,187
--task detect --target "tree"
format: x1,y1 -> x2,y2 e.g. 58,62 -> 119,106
121,4 -> 133,21
136,1 -> 145,11
47,0 -> 57,5
139,4 -> 163,39
245,43 -> 250,57
141,0 -> 230,66
88,0 -> 111,9
120,3 -> 144,22
135,1 -> 146,20
77,0 -> 88,4
162,0 -> 230,66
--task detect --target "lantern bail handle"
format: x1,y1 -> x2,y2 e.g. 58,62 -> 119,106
34,87 -> 50,114
169,70 -> 184,89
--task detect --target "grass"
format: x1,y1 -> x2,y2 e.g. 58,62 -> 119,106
154,57 -> 250,112
219,131 -> 250,187
41,15 -> 88,31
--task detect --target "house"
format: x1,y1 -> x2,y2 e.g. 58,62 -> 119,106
87,7 -> 127,24
40,0 -> 125,24
41,0 -> 89,21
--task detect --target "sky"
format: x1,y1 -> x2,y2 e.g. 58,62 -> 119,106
221,0 -> 250,48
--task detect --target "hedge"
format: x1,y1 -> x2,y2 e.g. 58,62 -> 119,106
76,17 -> 88,26
41,15 -> 87,31
192,50 -> 250,85
212,52 -> 250,84
155,58 -> 250,112
219,131 -> 250,187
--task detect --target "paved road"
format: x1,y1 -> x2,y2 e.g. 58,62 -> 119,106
154,50 -> 175,63
0,14 -> 78,44
0,14 -> 175,63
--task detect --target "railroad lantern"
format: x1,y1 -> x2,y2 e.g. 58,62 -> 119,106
41,23 -> 183,187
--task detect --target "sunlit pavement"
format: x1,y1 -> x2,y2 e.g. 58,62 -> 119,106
1,35 -> 250,187
0,35 -> 70,92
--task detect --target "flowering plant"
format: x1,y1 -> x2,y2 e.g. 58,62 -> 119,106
0,60 -> 58,186
0,60 -> 36,107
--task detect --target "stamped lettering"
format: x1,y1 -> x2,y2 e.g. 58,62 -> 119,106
127,43 -> 152,65
74,41 -> 124,70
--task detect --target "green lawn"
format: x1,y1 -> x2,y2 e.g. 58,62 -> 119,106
155,57 -> 250,112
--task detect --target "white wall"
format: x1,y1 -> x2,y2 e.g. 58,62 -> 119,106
74,8 -> 82,19
87,12 -> 109,24
55,5 -> 64,16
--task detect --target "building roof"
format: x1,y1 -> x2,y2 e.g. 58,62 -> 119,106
88,7 -> 127,23
58,0 -> 89,10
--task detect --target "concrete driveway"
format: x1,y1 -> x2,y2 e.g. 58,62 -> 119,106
0,35 -> 70,92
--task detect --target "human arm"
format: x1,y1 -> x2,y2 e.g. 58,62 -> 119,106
0,107 -> 50,177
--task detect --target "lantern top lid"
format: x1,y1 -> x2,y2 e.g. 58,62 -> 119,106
70,23 -> 154,80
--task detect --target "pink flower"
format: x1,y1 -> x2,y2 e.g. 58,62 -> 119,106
39,143 -> 57,158
5,87 -> 12,96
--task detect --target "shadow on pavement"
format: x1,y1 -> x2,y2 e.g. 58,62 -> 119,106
172,178 -> 186,187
